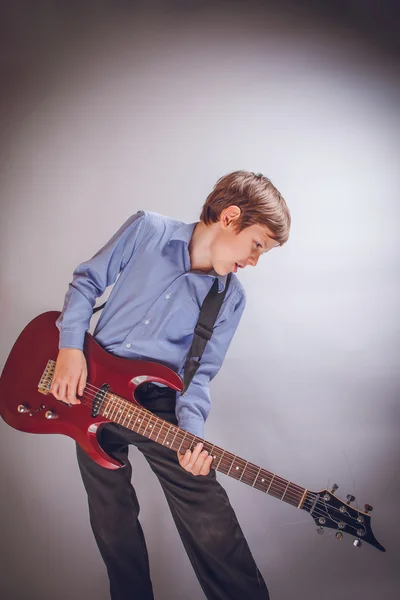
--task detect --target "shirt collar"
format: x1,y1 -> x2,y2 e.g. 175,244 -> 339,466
169,221 -> 228,293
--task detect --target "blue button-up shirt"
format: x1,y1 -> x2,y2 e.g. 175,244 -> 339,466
56,210 -> 246,437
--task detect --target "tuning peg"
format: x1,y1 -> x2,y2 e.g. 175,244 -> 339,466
346,494 -> 355,504
335,532 -> 343,541
353,539 -> 362,548
364,504 -> 373,514
330,483 -> 339,494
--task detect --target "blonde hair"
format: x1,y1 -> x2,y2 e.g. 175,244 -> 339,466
200,170 -> 291,245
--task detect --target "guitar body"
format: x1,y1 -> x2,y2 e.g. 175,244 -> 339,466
0,311 -> 183,469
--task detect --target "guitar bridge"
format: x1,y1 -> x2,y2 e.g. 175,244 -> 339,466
38,360 -> 56,395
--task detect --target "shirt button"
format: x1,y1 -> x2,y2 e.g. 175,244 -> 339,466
126,343 -> 131,348
165,294 -> 171,299
144,319 -> 150,325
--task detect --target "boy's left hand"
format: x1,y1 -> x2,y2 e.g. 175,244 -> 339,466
178,442 -> 213,476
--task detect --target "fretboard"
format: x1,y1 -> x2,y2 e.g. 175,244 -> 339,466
101,393 -> 308,510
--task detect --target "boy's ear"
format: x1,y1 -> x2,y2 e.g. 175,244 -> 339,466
223,205 -> 241,227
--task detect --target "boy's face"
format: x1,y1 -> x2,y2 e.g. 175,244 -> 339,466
212,206 -> 279,276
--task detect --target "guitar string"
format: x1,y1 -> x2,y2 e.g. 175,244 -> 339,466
45,381 -> 366,532
59,381 -> 308,503
51,381 -> 366,531
61,384 -> 307,506
56,382 -> 366,531
98,387 -> 369,534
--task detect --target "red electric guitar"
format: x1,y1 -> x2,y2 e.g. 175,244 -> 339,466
0,311 -> 385,552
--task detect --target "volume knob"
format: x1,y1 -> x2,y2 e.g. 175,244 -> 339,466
45,410 -> 57,420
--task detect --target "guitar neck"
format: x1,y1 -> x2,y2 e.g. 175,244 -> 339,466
101,392 -> 308,510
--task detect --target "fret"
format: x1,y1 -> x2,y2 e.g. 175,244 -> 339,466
233,463 -> 245,478
252,466 -> 262,487
136,414 -> 145,434
111,401 -> 121,421
288,483 -> 302,507
239,461 -> 248,482
121,408 -> 129,425
286,484 -> 303,507
162,424 -> 172,447
144,416 -> 153,439
146,416 -> 156,437
126,405 -> 137,428
266,474 -> 276,494
177,432 -> 188,453
102,397 -> 110,417
170,426 -> 179,449
121,404 -> 131,427
154,420 -> 165,443
271,476 -> 289,499
115,401 -> 124,421
297,488 -> 308,509
148,420 -> 159,441
226,455 -> 237,476
103,394 -> 113,417
109,398 -> 120,421
281,480 -> 290,501
104,395 -> 115,418
215,450 -> 225,470
258,471 -> 270,486
131,409 -> 141,432
187,434 -> 196,452
153,418 -> 163,441
115,405 -> 125,424
113,399 -> 123,421
142,413 -> 153,436
207,444 -> 219,464
155,420 -> 166,441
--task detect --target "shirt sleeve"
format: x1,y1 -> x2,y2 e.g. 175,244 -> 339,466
56,210 -> 146,350
175,287 -> 246,438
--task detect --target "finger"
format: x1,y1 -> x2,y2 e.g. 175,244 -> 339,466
66,381 -> 80,405
192,450 -> 210,475
77,371 -> 86,397
179,449 -> 192,468
50,382 -> 59,399
58,382 -> 68,403
191,442 -> 204,462
199,454 -> 213,476
71,377 -> 82,403
185,443 -> 204,471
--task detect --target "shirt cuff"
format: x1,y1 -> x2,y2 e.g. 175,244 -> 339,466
178,418 -> 205,439
58,328 -> 86,351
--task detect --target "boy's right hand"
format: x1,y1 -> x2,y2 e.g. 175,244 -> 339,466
50,348 -> 87,405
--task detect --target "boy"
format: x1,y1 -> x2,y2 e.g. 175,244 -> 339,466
51,170 -> 291,600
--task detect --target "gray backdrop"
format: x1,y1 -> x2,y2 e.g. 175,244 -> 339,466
1,2 -> 399,599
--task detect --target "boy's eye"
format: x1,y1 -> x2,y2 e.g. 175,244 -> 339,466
255,241 -> 267,256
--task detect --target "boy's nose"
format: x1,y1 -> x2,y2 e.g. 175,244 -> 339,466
247,255 -> 259,267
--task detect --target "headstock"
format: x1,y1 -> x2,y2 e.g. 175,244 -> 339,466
301,483 -> 385,552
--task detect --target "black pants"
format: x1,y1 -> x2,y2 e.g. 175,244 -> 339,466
76,383 -> 269,600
